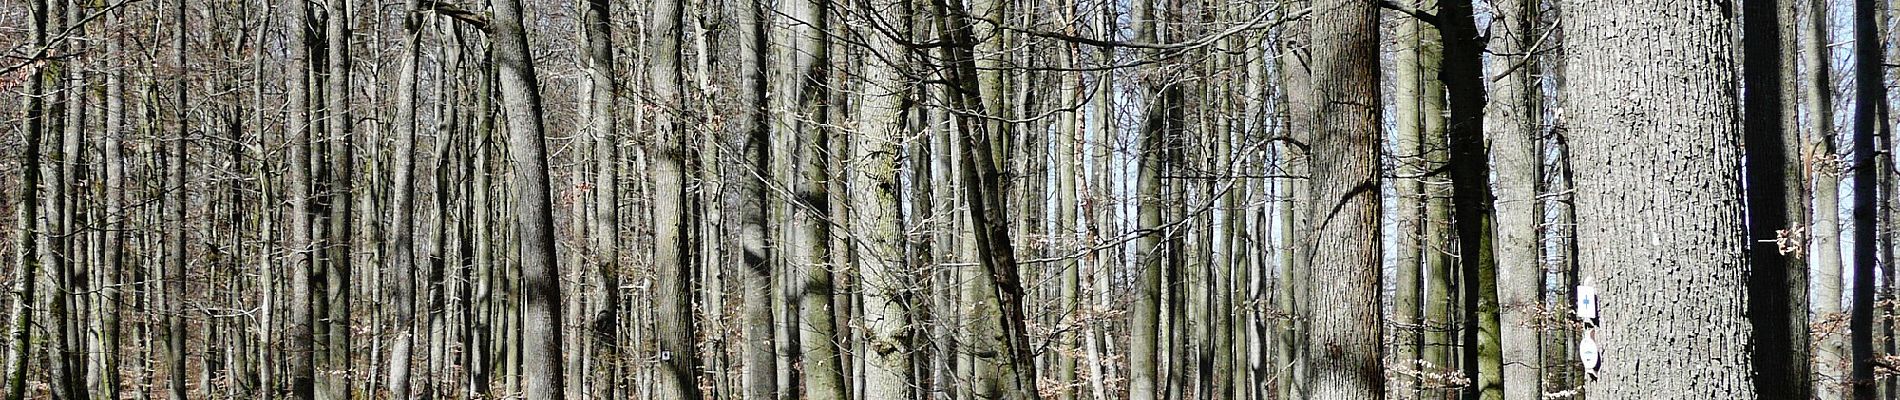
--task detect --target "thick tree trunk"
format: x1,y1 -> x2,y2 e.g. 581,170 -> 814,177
1300,0 -> 1383,399
852,4 -> 914,393
1562,0 -> 1759,396
643,0 -> 702,396
486,0 -> 569,395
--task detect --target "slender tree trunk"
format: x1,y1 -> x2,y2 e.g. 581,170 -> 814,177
1562,0 -> 1759,396
385,6 -> 426,398
1434,2 -> 1505,399
1130,0 -> 1167,396
1300,0 -> 1383,398
1484,0 -> 1544,397
1741,0 -> 1813,397
719,0 -> 776,396
99,10 -> 127,396
779,0 -> 846,394
1273,2 -> 1313,397
320,0 -> 355,396
1852,0 -> 1887,397
5,1 -> 49,396
1808,0 -> 1847,394
579,1 -> 620,398
1389,6 -> 1430,394
930,0 -> 1043,396
165,0 -> 190,397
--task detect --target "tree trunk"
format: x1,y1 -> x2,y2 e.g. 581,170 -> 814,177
1851,0 -> 1886,397
579,0 -> 620,397
643,0 -> 703,396
1742,0 -> 1813,397
165,0 -> 190,397
1435,1 -> 1505,398
487,0 -> 570,395
1484,0 -> 1545,397
1300,0 -> 1383,398
929,0 -> 1044,396
1562,0 -> 1759,396
1389,5 -> 1431,394
853,3 -> 915,393
320,0 -> 355,396
1807,0 -> 1847,394
5,1 -> 49,396
385,6 -> 426,398
1130,0 -> 1167,396
99,10 -> 127,396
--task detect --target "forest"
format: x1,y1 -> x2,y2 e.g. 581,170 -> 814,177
0,0 -> 1884,398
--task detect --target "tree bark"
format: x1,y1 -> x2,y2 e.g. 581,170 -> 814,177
1742,0 -> 1813,397
852,2 -> 915,393
1483,0 -> 1545,396
1807,0 -> 1847,394
644,0 -> 703,396
385,5 -> 426,398
1851,0 -> 1885,398
1562,0 -> 1759,396
320,0 -> 355,396
1300,0 -> 1383,399
5,1 -> 49,397
486,0 -> 569,395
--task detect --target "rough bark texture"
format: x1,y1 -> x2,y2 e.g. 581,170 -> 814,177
852,6 -> 915,393
644,0 -> 703,397
488,0 -> 569,396
1562,0 -> 1759,397
284,0 -> 317,395
1300,0 -> 1383,399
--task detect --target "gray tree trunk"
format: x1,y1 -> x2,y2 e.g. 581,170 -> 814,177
1562,0 -> 1759,396
1806,0 -> 1846,394
385,6 -> 425,398
486,0 -> 569,395
642,0 -> 702,396
1484,0 -> 1544,397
